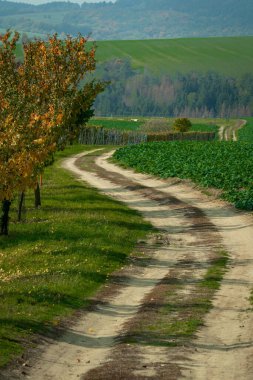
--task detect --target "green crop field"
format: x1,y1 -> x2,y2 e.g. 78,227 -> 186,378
114,141 -> 253,210
95,37 -> 253,77
88,117 -> 221,134
88,118 -> 144,131
14,36 -> 253,78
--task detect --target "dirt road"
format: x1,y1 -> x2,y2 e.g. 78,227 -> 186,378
219,119 -> 247,141
8,149 -> 253,380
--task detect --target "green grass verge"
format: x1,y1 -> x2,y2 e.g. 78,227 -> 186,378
0,145 -> 152,367
238,117 -> 253,142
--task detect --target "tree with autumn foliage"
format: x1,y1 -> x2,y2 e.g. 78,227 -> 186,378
0,30 -> 104,235
173,118 -> 192,133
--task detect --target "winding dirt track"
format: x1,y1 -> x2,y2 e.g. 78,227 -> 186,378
219,119 -> 247,141
12,149 -> 253,380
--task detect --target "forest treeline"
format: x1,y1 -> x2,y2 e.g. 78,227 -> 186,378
0,0 -> 253,39
94,59 -> 253,117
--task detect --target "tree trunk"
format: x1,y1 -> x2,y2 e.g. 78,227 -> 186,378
1,200 -> 11,235
17,192 -> 25,222
34,182 -> 41,209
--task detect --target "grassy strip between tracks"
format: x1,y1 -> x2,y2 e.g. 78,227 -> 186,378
123,250 -> 229,347
0,145 -> 152,368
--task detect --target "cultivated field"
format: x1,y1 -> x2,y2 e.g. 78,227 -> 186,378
15,36 -> 253,78
114,140 -> 253,210
88,116 -> 224,133
95,37 -> 253,77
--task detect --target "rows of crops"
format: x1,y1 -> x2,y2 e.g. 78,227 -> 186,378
95,37 -> 253,78
114,141 -> 253,210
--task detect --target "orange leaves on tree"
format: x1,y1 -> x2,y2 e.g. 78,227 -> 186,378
0,30 -> 104,201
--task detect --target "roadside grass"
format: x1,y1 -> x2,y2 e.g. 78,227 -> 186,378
238,117 -> 253,142
123,250 -> 229,347
0,145 -> 152,367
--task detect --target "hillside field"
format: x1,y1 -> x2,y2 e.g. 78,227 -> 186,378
95,37 -> 253,77
14,36 -> 253,78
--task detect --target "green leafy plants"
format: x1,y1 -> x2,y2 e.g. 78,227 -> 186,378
114,141 -> 253,210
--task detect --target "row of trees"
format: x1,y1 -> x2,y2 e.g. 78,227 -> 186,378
94,59 -> 253,117
0,31 -> 104,235
1,0 -> 253,40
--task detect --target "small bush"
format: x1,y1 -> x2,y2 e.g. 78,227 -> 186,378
173,118 -> 192,133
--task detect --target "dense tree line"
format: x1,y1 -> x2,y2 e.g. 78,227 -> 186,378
0,0 -> 253,40
94,59 -> 253,117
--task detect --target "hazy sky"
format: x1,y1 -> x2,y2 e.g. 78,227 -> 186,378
8,0 -> 115,4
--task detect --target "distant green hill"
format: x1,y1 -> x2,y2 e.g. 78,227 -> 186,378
12,36 -> 253,117
1,0 -> 253,40
15,37 -> 253,78
95,37 -> 253,77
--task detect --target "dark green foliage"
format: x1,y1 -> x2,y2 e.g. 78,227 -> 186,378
94,61 -> 253,117
114,141 -> 253,210
1,0 -> 253,39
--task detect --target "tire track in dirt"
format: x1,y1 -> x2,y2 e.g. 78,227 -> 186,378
95,151 -> 253,380
10,149 -> 220,380
219,119 -> 247,141
76,151 -> 222,380
9,149 -> 253,380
